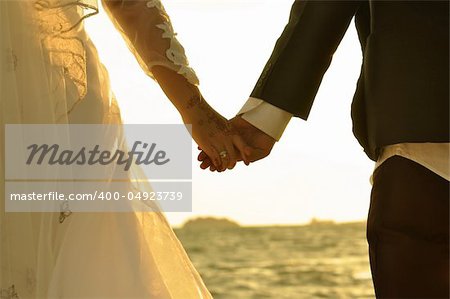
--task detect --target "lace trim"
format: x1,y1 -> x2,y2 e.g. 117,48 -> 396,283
3,48 -> 18,72
146,0 -> 199,85
34,0 -> 99,102
0,285 -> 19,299
59,201 -> 72,223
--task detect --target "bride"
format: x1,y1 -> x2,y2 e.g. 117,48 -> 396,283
0,0 -> 248,297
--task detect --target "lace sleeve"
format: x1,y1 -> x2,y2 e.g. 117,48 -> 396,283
101,0 -> 199,85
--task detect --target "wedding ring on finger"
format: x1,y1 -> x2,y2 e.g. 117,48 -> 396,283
219,150 -> 228,160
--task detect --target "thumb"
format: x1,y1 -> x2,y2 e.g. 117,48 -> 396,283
232,134 -> 252,165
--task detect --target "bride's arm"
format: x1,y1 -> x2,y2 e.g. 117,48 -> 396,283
101,0 -> 249,170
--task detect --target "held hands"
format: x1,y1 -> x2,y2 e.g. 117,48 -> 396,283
197,116 -> 276,172
184,100 -> 253,171
150,65 -> 272,169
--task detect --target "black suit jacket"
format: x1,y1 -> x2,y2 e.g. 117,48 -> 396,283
251,0 -> 449,161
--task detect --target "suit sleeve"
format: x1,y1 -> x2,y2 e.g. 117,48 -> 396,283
251,0 -> 361,119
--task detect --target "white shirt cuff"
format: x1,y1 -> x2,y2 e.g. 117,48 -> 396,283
237,97 -> 292,141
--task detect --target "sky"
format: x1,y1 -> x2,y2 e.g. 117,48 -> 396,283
85,0 -> 375,227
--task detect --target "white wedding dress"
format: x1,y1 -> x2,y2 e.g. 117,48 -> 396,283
0,0 -> 212,298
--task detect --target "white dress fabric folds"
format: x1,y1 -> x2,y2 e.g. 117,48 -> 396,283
0,0 -> 211,298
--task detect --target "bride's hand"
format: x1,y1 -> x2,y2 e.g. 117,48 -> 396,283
183,99 -> 250,171
149,66 -> 249,170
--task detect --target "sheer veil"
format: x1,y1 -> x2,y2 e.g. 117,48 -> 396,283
0,1 -> 211,298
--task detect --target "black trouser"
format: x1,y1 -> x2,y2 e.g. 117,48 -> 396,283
367,156 -> 449,299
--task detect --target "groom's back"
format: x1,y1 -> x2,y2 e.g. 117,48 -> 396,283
351,0 -> 449,160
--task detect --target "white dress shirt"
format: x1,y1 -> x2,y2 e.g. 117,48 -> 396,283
239,98 -> 450,182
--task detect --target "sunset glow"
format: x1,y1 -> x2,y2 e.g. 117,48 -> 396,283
85,0 -> 374,226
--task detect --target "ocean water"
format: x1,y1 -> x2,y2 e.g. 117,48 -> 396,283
175,222 -> 375,299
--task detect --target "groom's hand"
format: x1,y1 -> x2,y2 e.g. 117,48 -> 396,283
229,116 -> 276,162
198,116 -> 276,171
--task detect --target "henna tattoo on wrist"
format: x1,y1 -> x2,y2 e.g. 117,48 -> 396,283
186,92 -> 233,136
186,93 -> 201,109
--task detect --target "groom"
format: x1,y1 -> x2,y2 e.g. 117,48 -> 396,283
200,1 -> 449,298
